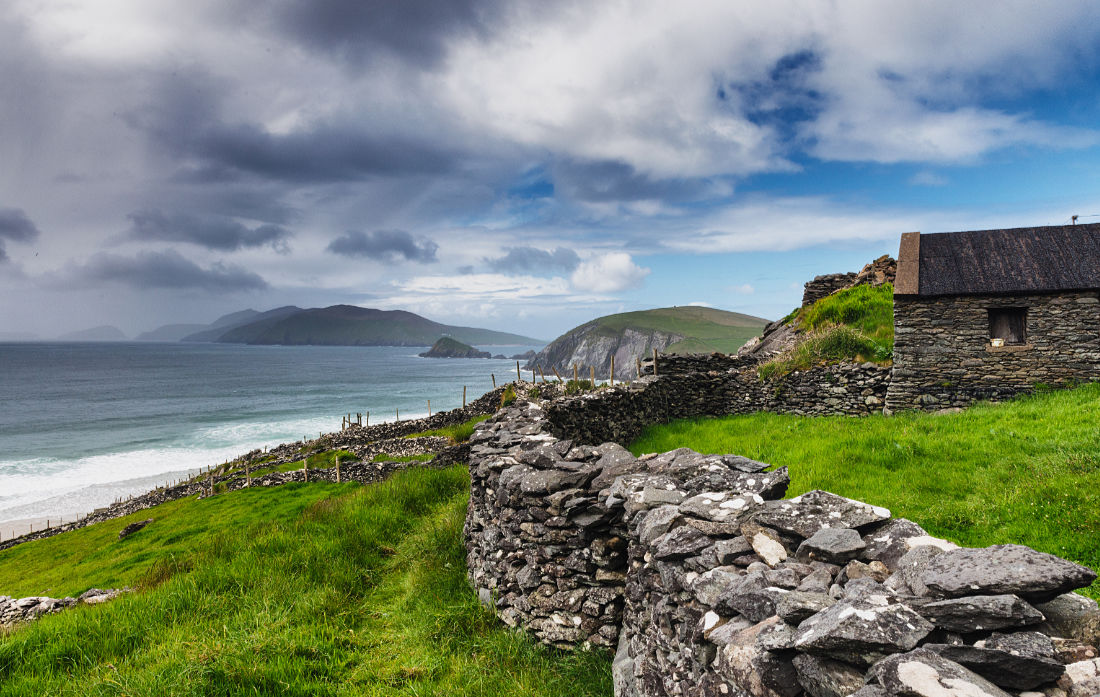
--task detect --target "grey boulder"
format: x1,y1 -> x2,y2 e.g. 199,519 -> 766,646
755,490 -> 891,539
869,647 -> 1012,697
921,544 -> 1097,602
793,599 -> 934,666
792,652 -> 866,697
797,527 -> 866,564
924,631 -> 1064,690
914,594 -> 1045,633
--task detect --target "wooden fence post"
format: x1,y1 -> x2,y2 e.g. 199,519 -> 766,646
653,348 -> 659,377
396,408 -> 399,422
428,399 -> 432,417
590,365 -> 595,384
303,457 -> 308,483
516,361 -> 521,382
538,365 -> 547,383
246,461 -> 251,487
551,367 -> 563,383
610,355 -> 615,386
463,385 -> 467,408
491,373 -> 496,388
336,455 -> 341,484
573,364 -> 578,383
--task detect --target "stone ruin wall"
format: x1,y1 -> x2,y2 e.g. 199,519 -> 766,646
465,362 -> 1100,697
887,291 -> 1100,412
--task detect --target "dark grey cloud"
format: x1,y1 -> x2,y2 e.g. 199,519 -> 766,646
486,246 -> 580,273
70,250 -> 268,291
551,159 -> 723,203
259,0 -> 499,69
0,207 -> 41,262
326,229 -> 438,263
126,209 -> 292,252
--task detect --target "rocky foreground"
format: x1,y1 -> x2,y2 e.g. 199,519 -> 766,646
465,401 -> 1100,697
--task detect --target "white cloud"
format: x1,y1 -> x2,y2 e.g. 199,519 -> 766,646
909,171 -> 949,187
570,253 -> 650,293
732,284 -> 755,295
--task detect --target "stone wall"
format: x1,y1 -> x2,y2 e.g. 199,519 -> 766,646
546,362 -> 890,446
887,291 -> 1100,411
802,272 -> 858,307
465,385 -> 1100,697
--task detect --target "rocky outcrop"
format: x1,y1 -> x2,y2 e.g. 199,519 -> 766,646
419,337 -> 491,359
528,324 -> 685,381
1,589 -> 128,627
464,397 -> 1100,697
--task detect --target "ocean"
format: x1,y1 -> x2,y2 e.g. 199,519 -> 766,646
0,342 -> 538,533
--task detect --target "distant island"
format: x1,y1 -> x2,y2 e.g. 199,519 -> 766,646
419,337 -> 492,359
136,305 -> 542,347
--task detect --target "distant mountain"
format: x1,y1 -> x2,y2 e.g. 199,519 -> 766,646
57,325 -> 127,342
419,337 -> 492,359
134,323 -> 208,342
180,306 -> 302,342
527,306 -> 769,380
212,305 -> 541,347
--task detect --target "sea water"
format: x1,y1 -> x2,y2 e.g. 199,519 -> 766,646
0,342 -> 539,528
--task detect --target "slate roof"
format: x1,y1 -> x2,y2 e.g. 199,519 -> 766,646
906,223 -> 1100,297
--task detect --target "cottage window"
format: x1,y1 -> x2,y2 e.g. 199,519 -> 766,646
988,308 -> 1027,345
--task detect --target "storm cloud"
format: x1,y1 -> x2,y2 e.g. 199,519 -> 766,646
326,230 -> 439,263
486,246 -> 580,273
125,209 -> 292,252
0,207 -> 41,262
69,250 -> 268,291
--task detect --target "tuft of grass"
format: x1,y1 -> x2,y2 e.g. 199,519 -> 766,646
248,449 -> 361,478
527,386 -> 542,400
407,414 -> 492,444
371,453 -> 435,464
760,284 -> 894,378
0,467 -> 611,695
630,383 -> 1100,599
564,379 -> 594,395
500,386 -> 517,408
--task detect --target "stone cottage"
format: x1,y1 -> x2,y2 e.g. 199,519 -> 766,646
885,223 -> 1100,410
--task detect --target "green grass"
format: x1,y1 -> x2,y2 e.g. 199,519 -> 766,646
247,450 -> 360,478
407,415 -> 492,444
759,284 -> 894,378
370,453 -> 435,464
0,467 -> 611,695
585,306 -> 766,355
630,384 -> 1100,599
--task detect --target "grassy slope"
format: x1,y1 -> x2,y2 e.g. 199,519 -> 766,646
585,306 -> 769,355
0,468 -> 611,696
630,384 -> 1100,598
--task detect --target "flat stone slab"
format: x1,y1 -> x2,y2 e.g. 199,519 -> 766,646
869,647 -> 1012,697
793,599 -> 934,666
925,631 -> 1064,690
683,467 -> 790,501
797,527 -> 866,564
921,544 -> 1097,602
755,490 -> 891,539
914,594 -> 1045,633
680,491 -> 763,524
652,525 -> 712,560
860,518 -> 929,570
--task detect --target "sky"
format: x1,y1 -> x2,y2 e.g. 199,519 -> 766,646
3,1 -> 1100,341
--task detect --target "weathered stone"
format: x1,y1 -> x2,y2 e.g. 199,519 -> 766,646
1058,658 -> 1100,697
898,544 -> 947,597
680,491 -> 763,523
742,521 -> 789,567
869,647 -> 1013,697
1035,593 -> 1100,644
776,591 -> 836,625
755,490 -> 891,539
652,526 -> 711,560
117,518 -> 152,540
716,571 -> 790,622
690,567 -> 743,607
683,467 -> 790,501
792,652 -> 866,697
921,545 -> 1097,602
716,617 -> 798,697
797,566 -> 835,594
793,599 -> 934,666
861,518 -> 929,569
713,537 -> 753,565
1051,637 -> 1099,664
915,594 -> 1046,633
636,505 -> 682,547
925,632 -> 1065,690
797,527 -> 866,564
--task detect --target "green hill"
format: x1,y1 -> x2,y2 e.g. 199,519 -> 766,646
211,305 -> 542,347
527,305 -> 768,379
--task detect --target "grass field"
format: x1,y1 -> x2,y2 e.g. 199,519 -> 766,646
586,306 -> 768,355
631,384 -> 1100,598
0,468 -> 611,696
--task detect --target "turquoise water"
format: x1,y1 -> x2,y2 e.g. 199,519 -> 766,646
0,342 -> 537,525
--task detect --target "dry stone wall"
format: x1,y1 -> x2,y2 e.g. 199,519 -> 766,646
546,362 -> 890,446
466,360 -> 1100,697
887,292 -> 1100,411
